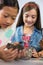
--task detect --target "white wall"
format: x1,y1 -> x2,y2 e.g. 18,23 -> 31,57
18,0 -> 43,28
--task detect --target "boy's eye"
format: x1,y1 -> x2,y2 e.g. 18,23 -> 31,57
12,17 -> 16,20
4,15 -> 9,18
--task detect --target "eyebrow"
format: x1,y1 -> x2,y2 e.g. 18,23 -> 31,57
25,14 -> 37,16
32,15 -> 37,16
4,13 -> 17,17
12,15 -> 17,17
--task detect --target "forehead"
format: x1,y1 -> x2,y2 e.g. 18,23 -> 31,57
24,9 -> 37,15
2,6 -> 18,15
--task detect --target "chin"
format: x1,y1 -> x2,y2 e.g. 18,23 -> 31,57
25,23 -> 34,27
25,25 -> 32,27
1,26 -> 8,29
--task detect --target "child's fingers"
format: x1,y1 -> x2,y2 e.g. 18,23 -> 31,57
38,51 -> 43,57
22,49 -> 27,57
7,49 -> 18,59
32,52 -> 39,58
0,45 -> 6,49
18,50 -> 22,58
14,42 -> 19,46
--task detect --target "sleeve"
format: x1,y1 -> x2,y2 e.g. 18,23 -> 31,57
30,31 -> 42,52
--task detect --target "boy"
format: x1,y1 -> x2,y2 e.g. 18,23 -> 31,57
0,0 -> 19,61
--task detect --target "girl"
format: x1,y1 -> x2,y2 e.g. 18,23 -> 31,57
0,0 -> 19,61
11,2 -> 42,58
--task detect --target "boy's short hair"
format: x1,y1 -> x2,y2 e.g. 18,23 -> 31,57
0,0 -> 19,10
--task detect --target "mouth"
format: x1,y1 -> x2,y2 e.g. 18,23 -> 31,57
26,21 -> 33,24
1,23 -> 11,28
24,21 -> 34,27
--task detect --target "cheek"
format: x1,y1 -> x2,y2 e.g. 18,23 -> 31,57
11,20 -> 14,24
0,16 -> 2,24
0,14 -> 2,21
33,17 -> 37,23
0,16 -> 5,22
0,12 -> 6,24
9,20 -> 15,25
23,16 -> 26,23
0,17 -> 6,25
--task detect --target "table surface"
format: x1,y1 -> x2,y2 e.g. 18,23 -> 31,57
0,58 -> 43,65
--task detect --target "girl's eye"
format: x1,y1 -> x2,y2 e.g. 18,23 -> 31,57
25,15 -> 29,18
32,15 -> 37,19
32,16 -> 36,19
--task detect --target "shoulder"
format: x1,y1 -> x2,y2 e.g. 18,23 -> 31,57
34,28 -> 42,40
16,26 -> 23,33
34,28 -> 42,35
16,26 -> 23,30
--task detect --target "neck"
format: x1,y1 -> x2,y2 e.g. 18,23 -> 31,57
24,25 -> 34,30
24,25 -> 34,35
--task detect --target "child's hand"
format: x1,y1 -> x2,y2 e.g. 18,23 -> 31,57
5,49 -> 18,61
0,45 -> 7,59
17,50 -> 22,59
18,49 -> 26,58
0,45 -> 18,61
22,48 -> 27,57
38,50 -> 43,58
17,49 -> 26,59
32,49 -> 39,58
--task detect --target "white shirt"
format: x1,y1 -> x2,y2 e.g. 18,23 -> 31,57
0,26 -> 13,47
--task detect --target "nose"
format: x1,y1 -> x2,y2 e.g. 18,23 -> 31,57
6,17 -> 13,24
27,17 -> 32,22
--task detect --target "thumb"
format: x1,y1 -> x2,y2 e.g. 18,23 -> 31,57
1,45 -> 6,49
